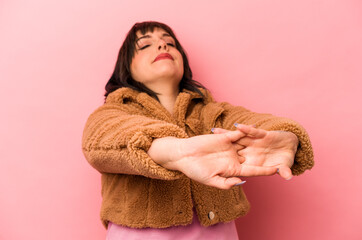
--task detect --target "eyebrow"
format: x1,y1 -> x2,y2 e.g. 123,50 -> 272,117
136,33 -> 173,44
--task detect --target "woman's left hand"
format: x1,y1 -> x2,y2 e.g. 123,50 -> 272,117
212,124 -> 299,180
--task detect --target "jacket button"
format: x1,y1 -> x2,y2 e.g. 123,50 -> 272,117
208,211 -> 215,220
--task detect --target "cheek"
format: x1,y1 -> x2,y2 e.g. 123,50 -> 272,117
131,54 -> 140,69
177,54 -> 184,74
130,55 -> 144,77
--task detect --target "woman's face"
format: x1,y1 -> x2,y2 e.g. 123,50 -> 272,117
130,28 -> 184,88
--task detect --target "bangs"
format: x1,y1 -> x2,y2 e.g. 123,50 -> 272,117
133,22 -> 172,36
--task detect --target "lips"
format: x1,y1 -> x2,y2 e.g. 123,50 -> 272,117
153,53 -> 174,62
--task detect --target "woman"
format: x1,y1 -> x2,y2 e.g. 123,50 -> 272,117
82,21 -> 314,239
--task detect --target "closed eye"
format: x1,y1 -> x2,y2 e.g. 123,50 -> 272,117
139,45 -> 150,50
167,43 -> 175,47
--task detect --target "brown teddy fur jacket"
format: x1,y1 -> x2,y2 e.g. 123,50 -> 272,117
82,87 -> 314,229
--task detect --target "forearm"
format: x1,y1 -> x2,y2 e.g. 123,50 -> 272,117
147,137 -> 182,171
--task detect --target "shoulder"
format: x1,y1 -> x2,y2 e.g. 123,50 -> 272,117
106,87 -> 146,104
85,88 -> 147,122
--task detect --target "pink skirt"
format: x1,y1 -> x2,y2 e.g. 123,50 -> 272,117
106,209 -> 239,240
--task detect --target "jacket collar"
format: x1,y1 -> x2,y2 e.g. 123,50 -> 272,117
106,87 -> 213,125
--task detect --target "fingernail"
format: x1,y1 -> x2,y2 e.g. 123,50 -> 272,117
234,123 -> 239,127
211,128 -> 215,133
276,168 -> 280,173
235,181 -> 246,186
286,176 -> 293,181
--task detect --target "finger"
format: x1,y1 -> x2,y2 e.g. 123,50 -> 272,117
225,130 -> 246,142
208,176 -> 244,190
237,164 -> 278,177
233,136 -> 261,149
235,136 -> 254,147
235,124 -> 267,138
237,149 -> 246,156
277,165 -> 293,180
225,177 -> 245,187
232,140 -> 245,151
211,127 -> 228,134
237,154 -> 246,164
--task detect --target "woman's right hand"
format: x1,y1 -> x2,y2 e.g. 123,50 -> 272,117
150,131 -> 277,189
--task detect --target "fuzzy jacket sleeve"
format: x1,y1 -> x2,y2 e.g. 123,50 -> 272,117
202,102 -> 314,176
82,103 -> 188,180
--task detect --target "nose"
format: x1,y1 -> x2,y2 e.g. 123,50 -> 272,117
158,39 -> 168,51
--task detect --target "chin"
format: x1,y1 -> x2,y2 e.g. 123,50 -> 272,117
156,67 -> 183,79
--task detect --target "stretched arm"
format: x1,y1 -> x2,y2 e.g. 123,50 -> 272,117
82,103 -> 188,180
148,130 -> 278,189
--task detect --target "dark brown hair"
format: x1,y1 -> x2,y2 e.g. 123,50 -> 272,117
104,21 -> 206,100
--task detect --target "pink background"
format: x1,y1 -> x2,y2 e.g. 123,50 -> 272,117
1,0 -> 361,239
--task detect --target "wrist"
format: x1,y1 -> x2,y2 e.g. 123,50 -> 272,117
147,137 -> 183,171
287,132 -> 299,151
281,131 -> 299,153
274,130 -> 298,143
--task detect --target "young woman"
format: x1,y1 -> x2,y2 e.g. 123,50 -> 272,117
82,21 -> 314,240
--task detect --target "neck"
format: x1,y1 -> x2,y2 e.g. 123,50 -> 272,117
147,82 -> 179,114
158,92 -> 178,114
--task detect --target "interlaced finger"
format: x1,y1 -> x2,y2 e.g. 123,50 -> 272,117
237,164 -> 277,177
234,136 -> 255,147
233,142 -> 245,151
235,124 -> 267,138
